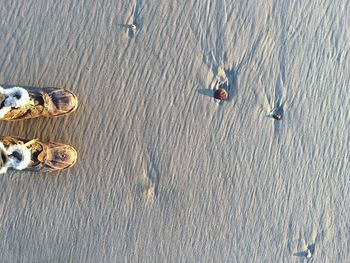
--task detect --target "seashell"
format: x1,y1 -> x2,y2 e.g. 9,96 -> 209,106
129,24 -> 137,32
306,249 -> 312,258
214,88 -> 228,101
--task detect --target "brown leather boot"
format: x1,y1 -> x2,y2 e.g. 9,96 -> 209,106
0,87 -> 78,121
0,136 -> 77,172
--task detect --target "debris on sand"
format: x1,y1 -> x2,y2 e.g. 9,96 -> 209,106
214,88 -> 228,101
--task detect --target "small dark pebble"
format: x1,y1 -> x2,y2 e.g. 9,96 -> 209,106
272,113 -> 282,120
214,88 -> 228,101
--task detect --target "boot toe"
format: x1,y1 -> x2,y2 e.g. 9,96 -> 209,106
47,89 -> 78,116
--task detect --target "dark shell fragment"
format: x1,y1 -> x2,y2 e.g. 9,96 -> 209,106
214,88 -> 228,101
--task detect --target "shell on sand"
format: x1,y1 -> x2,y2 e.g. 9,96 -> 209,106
214,88 -> 229,101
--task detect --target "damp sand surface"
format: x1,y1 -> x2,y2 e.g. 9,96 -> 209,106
0,1 -> 349,262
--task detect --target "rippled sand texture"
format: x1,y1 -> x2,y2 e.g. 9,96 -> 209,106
0,0 -> 349,262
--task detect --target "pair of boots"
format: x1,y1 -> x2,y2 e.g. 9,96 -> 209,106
0,86 -> 78,174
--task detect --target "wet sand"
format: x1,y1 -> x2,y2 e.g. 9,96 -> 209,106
0,0 -> 349,262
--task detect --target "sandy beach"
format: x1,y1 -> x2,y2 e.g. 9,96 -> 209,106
0,0 -> 349,262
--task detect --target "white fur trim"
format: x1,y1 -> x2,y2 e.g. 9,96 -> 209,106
0,87 -> 31,118
0,141 -> 32,173
1,87 -> 30,108
6,144 -> 31,170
